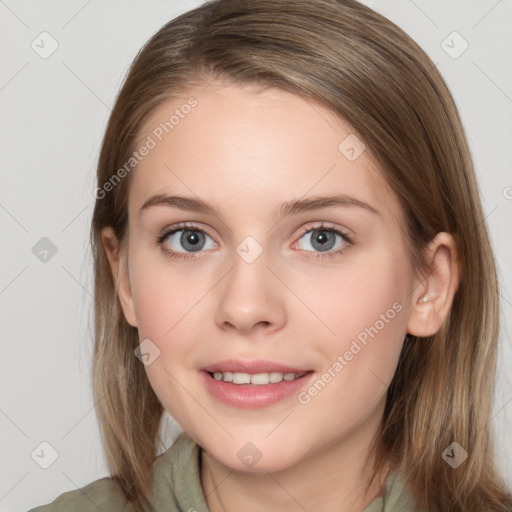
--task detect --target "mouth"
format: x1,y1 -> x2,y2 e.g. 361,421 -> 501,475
199,360 -> 315,409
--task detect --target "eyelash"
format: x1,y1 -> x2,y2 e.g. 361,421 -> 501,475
155,222 -> 353,261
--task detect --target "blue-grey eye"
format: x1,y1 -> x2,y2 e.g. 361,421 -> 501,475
297,229 -> 346,252
164,229 -> 216,253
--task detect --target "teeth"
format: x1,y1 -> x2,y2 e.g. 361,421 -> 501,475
250,373 -> 270,385
233,372 -> 251,384
212,371 -> 306,385
269,372 -> 283,383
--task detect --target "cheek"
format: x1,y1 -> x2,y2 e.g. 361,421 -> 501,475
128,256 -> 206,420
127,250 -> 215,402
297,249 -> 411,411
296,249 -> 410,346
294,265 -> 407,435
128,247 -> 209,341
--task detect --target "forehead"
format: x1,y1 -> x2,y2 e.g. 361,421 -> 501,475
129,82 -> 402,225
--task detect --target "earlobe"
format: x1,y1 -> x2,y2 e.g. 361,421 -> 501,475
406,232 -> 459,338
101,227 -> 138,327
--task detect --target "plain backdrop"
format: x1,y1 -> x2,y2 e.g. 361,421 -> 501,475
1,1 -> 511,510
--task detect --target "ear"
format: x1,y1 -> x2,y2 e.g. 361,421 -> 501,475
101,226 -> 138,327
406,232 -> 460,337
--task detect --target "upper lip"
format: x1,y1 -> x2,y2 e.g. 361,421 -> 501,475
201,359 -> 311,374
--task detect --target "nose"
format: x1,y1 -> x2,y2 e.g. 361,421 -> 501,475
214,247 -> 286,336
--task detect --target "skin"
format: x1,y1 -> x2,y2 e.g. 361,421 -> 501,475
102,81 -> 459,511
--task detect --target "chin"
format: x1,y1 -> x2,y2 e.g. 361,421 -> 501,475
203,438 -> 301,474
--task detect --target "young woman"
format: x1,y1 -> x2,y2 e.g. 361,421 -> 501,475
30,0 -> 512,510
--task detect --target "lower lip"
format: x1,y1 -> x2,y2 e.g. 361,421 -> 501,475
200,371 -> 315,409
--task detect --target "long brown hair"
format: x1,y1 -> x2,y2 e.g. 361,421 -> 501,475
90,0 -> 512,509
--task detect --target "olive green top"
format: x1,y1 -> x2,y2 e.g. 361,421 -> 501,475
29,432 -> 425,511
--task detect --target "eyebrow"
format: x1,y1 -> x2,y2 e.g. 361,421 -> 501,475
139,193 -> 380,218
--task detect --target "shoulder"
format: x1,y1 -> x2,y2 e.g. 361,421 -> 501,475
27,476 -> 137,512
28,432 -> 207,512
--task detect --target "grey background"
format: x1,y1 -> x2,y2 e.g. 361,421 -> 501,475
0,1 -> 511,510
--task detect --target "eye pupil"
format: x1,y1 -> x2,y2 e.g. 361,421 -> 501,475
317,232 -> 328,244
187,233 -> 200,245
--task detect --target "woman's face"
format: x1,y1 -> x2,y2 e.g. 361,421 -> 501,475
112,81 -> 419,473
